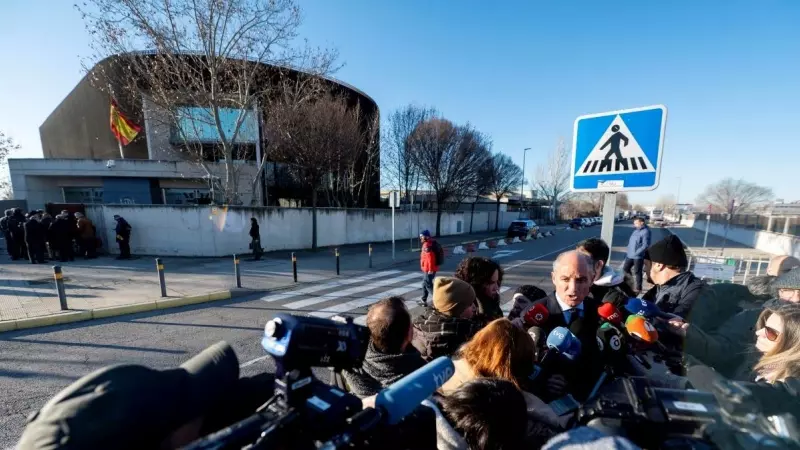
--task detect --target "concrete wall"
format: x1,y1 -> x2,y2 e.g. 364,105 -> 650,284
81,205 -> 523,256
681,216 -> 800,259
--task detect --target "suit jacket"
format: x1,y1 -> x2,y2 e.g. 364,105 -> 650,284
533,294 -> 603,402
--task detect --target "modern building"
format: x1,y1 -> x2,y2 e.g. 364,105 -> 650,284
12,53 -> 380,209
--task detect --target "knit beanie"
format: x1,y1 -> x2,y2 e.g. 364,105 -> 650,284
643,235 -> 687,268
433,277 -> 476,317
773,267 -> 800,290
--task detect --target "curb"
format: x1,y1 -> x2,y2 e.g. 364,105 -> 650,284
0,288 -> 255,333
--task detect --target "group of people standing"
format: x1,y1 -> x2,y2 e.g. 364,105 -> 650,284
0,208 -> 134,262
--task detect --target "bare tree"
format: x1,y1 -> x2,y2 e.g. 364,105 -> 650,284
381,105 -> 434,204
696,178 -> 773,216
268,93 -> 373,248
408,118 -> 489,236
486,153 -> 523,231
534,139 -> 572,223
617,192 -> 631,210
78,0 -> 337,204
0,131 -> 19,200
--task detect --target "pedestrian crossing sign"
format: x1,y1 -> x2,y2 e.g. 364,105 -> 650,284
571,105 -> 667,192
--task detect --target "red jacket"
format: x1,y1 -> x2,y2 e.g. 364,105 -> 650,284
420,239 -> 439,273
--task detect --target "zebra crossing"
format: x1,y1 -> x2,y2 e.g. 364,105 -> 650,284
260,270 -> 517,325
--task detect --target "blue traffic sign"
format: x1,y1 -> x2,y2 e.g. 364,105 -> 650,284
570,105 -> 667,192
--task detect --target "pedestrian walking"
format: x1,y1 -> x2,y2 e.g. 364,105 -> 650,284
113,215 -> 132,259
622,216 -> 651,293
249,217 -> 262,260
418,230 -> 442,307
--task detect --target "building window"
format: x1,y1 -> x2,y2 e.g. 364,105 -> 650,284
171,107 -> 258,145
164,188 -> 212,205
63,187 -> 103,204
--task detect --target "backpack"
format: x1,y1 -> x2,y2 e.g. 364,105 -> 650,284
432,241 -> 445,266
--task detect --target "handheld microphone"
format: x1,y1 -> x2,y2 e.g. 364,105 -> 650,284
625,315 -> 659,344
374,356 -> 454,425
597,303 -> 623,326
546,326 -> 582,361
624,298 -> 662,319
523,303 -> 550,328
601,290 -> 628,309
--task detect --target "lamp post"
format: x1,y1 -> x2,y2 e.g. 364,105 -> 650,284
518,147 -> 531,218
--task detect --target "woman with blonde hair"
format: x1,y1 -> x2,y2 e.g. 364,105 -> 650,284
439,318 -> 566,446
754,303 -> 800,384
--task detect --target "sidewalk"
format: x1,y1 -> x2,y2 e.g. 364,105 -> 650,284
0,229 -> 527,325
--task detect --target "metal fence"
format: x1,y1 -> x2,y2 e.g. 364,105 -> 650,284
704,213 -> 799,236
686,250 -> 772,285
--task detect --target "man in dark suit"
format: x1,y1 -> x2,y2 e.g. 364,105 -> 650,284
525,250 -> 603,401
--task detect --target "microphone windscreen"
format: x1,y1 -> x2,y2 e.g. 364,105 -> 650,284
523,303 -> 550,327
624,298 -> 661,318
625,315 -> 659,344
597,303 -> 623,326
375,356 -> 455,424
546,326 -> 582,361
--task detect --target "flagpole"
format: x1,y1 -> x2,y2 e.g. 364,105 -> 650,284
118,139 -> 125,159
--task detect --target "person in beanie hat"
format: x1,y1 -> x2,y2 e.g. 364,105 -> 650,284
774,266 -> 800,303
418,229 -> 441,307
411,277 -> 481,361
641,235 -> 708,319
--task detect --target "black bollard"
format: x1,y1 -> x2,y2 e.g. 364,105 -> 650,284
156,258 -> 167,297
292,252 -> 298,283
234,254 -> 242,288
336,248 -> 340,276
53,265 -> 68,310
368,243 -> 373,269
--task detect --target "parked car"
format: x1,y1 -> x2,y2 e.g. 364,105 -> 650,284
569,218 -> 583,229
581,218 -> 593,227
507,220 -> 539,238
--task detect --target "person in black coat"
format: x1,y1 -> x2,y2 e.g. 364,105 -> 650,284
518,251 -> 603,402
114,215 -> 132,259
642,235 -> 710,320
24,212 -> 46,264
249,218 -> 262,260
9,208 -> 27,260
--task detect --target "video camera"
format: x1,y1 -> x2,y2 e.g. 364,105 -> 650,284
182,314 -> 449,450
576,373 -> 799,449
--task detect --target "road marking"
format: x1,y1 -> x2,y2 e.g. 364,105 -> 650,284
493,249 -> 523,259
284,272 -> 420,310
262,270 -> 401,303
504,237 -> 596,271
240,355 -> 269,368
310,282 -> 421,318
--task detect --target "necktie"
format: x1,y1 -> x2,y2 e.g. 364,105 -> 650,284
564,308 -> 581,325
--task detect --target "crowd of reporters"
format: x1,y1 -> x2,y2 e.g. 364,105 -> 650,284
15,225 -> 800,449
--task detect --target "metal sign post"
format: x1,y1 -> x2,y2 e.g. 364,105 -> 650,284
601,193 -> 617,261
390,191 -> 398,261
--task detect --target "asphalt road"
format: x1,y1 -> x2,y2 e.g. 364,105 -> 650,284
0,222 -> 670,445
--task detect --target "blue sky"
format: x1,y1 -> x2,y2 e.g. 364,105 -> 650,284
1,0 -> 798,205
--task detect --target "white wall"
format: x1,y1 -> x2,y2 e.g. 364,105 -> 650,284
83,205 -> 525,256
681,216 -> 800,259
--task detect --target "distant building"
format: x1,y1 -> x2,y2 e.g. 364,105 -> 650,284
12,53 -> 380,209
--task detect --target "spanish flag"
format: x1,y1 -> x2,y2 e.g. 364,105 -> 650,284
110,100 -> 141,146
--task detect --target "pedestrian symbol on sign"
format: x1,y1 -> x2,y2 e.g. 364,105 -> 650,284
577,115 -> 656,177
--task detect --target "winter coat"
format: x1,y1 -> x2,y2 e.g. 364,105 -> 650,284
341,342 -> 426,398
474,291 -> 503,327
23,219 -> 43,243
641,271 -> 708,319
249,222 -> 260,240
411,310 -> 482,361
420,399 -> 469,450
420,239 -> 439,273
77,217 -> 95,239
115,218 -> 132,241
625,225 -> 651,259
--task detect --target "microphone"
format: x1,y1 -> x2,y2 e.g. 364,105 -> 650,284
624,298 -> 662,319
597,303 -> 623,326
527,326 -> 546,359
601,290 -> 628,309
625,315 -> 659,344
374,356 -> 454,425
546,326 -> 582,361
523,303 -> 550,328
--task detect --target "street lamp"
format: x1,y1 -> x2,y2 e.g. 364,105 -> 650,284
519,147 -> 531,218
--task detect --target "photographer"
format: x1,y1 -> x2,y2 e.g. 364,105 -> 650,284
16,342 -> 273,450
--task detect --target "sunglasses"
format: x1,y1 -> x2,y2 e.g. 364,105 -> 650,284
760,326 -> 781,342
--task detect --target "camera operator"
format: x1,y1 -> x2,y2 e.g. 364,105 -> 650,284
576,238 -> 637,301
16,342 -> 274,450
340,297 -> 426,397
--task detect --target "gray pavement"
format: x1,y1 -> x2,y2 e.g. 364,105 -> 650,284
0,229 -> 511,322
0,223 -> 664,446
